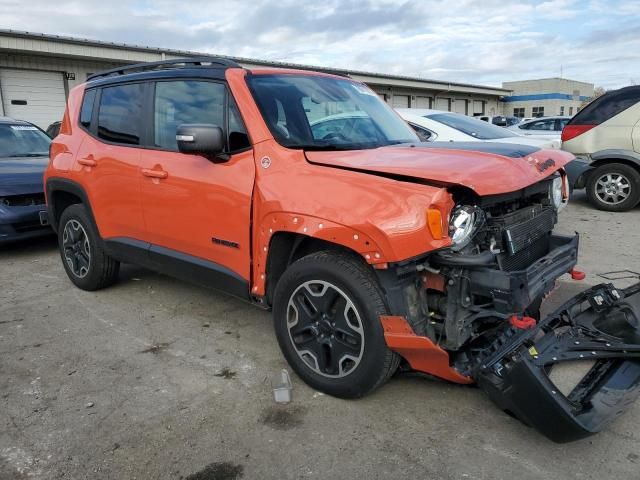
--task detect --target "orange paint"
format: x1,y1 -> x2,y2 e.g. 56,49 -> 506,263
380,315 -> 473,384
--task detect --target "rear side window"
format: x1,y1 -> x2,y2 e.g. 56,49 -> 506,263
97,83 -> 144,145
570,87 -> 640,125
154,80 -> 225,150
80,89 -> 96,129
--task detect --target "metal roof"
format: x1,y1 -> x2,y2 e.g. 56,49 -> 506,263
0,29 -> 511,95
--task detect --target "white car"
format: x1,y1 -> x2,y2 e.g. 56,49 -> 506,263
396,109 -> 561,149
507,116 -> 571,141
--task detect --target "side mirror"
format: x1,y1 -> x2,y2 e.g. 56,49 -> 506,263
176,124 -> 225,159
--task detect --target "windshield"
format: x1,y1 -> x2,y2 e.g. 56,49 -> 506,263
248,74 -> 418,150
428,113 -> 520,140
0,124 -> 51,158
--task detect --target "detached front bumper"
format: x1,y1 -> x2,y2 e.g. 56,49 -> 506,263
477,282 -> 640,443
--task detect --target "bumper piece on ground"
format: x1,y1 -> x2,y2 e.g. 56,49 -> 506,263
476,282 -> 640,443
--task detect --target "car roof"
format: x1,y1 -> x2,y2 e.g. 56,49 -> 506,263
520,116 -> 570,122
86,58 -> 348,88
395,108 -> 444,116
0,116 -> 32,125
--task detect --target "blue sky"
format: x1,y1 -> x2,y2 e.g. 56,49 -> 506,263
1,0 -> 638,89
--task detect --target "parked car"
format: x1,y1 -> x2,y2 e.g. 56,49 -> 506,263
45,58 -> 640,443
508,116 -> 571,140
397,109 -> 590,190
0,116 -> 52,244
45,120 -> 61,139
562,85 -> 640,211
476,115 -> 520,127
397,109 -> 559,148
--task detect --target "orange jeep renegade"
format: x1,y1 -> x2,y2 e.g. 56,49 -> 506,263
46,58 -> 640,442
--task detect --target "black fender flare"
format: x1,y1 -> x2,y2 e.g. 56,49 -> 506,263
45,177 -> 98,235
590,149 -> 640,169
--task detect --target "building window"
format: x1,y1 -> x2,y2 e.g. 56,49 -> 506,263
569,106 -> 574,115
560,106 -> 565,115
513,107 -> 525,118
532,106 -> 544,117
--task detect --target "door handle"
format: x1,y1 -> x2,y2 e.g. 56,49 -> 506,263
141,168 -> 168,179
78,156 -> 97,167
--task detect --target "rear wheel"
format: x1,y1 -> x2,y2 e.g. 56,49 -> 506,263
273,251 -> 400,398
58,204 -> 120,291
586,163 -> 640,212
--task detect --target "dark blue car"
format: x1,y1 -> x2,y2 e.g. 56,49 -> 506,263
0,117 -> 53,244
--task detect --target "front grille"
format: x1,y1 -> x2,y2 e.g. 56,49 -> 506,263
0,193 -> 46,207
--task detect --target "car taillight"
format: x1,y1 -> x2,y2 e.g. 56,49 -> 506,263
561,124 -> 595,142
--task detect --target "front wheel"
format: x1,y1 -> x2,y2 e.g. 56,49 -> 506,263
586,163 -> 640,212
272,251 -> 400,399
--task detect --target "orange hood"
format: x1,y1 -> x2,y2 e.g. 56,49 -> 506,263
305,143 -> 575,196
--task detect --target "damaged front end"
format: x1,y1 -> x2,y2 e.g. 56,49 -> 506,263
475,282 -> 640,443
377,173 -> 640,442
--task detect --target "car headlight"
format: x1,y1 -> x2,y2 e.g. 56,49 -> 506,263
448,205 -> 483,251
551,176 -> 568,211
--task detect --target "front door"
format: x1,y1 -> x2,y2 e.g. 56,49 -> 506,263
139,79 -> 255,288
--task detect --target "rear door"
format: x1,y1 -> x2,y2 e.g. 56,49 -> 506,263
139,79 -> 255,285
75,83 -> 147,241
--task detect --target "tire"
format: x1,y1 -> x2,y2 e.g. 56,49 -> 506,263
586,163 -> 640,212
58,204 -> 120,291
273,251 -> 400,399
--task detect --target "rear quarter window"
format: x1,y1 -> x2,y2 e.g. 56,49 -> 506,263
571,87 -> 640,125
80,89 -> 96,129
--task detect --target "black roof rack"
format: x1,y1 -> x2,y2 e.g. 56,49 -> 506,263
87,57 -> 241,81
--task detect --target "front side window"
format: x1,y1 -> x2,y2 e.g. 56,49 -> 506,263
427,113 -> 519,140
154,80 -> 225,151
248,74 -> 417,150
0,123 -> 51,157
97,83 -> 144,145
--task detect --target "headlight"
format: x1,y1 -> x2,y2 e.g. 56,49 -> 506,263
551,176 -> 568,211
448,205 -> 483,251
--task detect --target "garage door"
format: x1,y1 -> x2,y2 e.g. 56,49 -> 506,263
415,96 -> 431,108
392,95 -> 410,108
473,100 -> 485,115
435,97 -> 450,111
0,69 -> 67,129
454,99 -> 467,115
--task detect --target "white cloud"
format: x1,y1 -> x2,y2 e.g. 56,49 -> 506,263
0,0 -> 638,88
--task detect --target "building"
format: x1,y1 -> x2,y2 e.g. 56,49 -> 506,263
0,29 -> 510,129
502,77 -> 594,119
